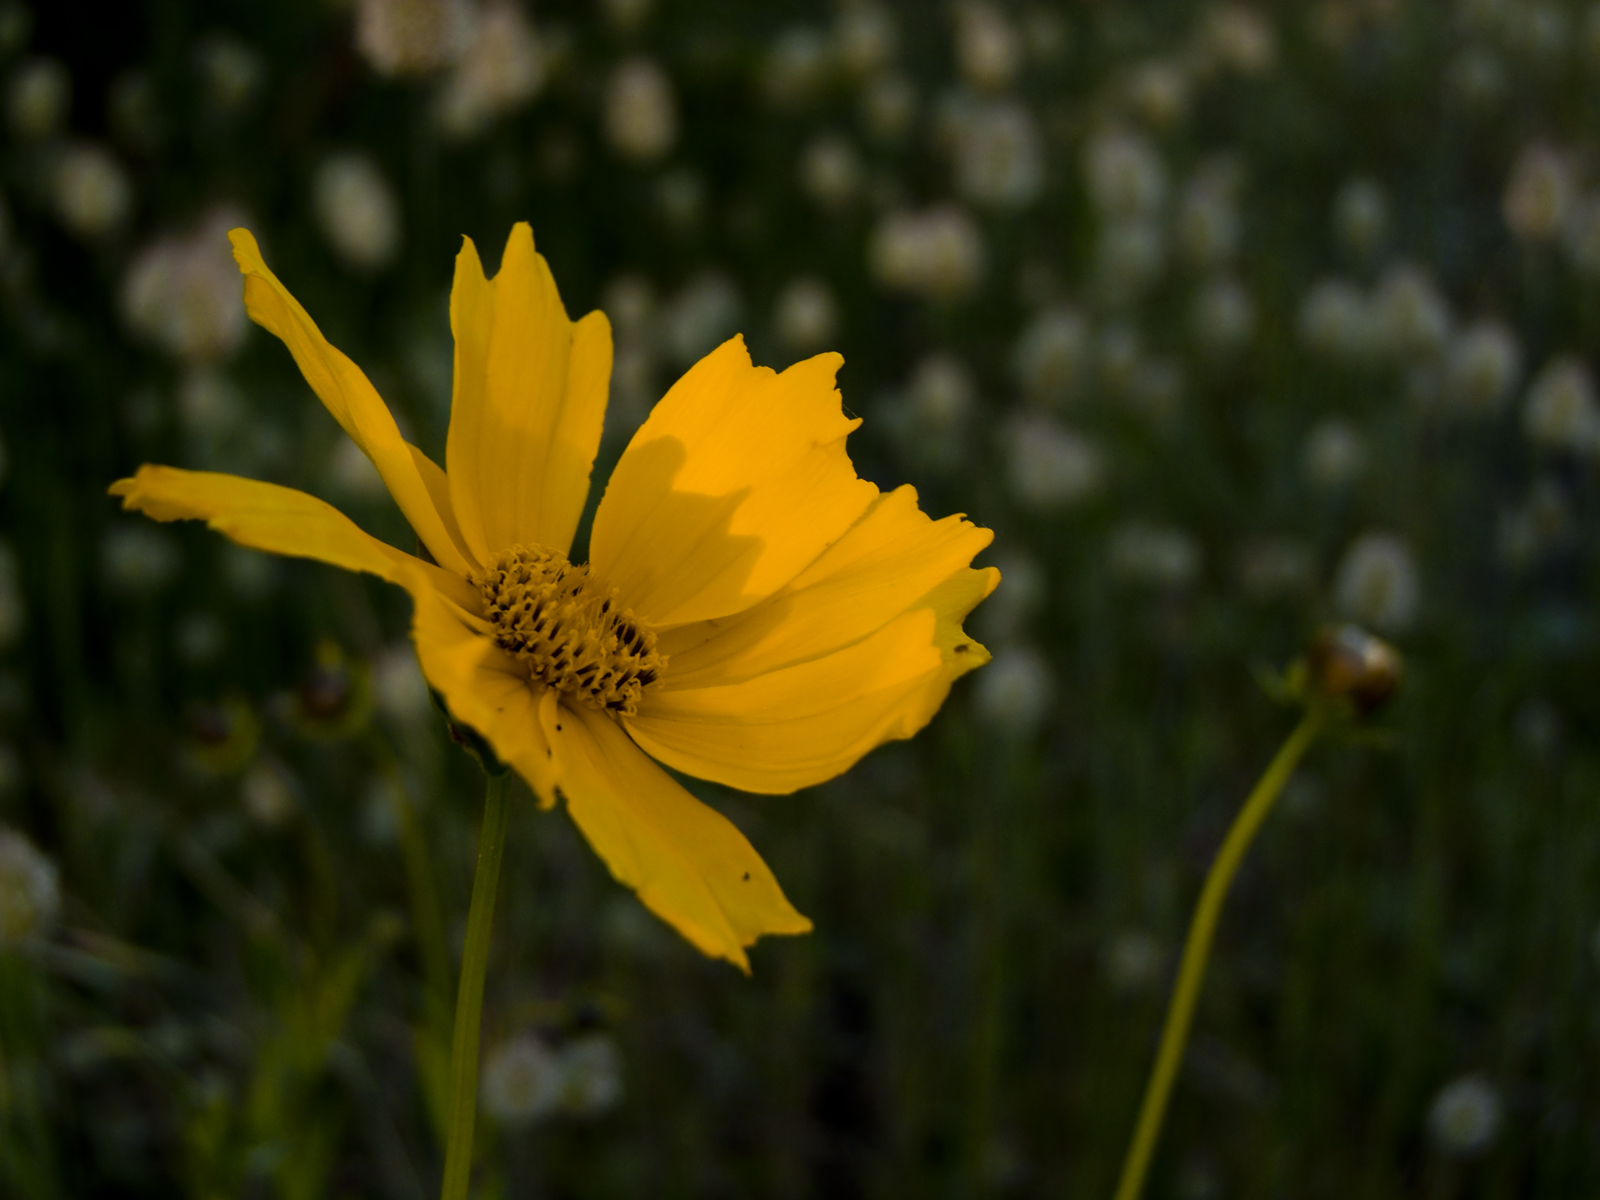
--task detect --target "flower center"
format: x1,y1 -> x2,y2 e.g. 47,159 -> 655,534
472,545 -> 665,717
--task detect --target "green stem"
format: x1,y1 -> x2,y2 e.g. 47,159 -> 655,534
1111,706 -> 1325,1200
440,771 -> 510,1200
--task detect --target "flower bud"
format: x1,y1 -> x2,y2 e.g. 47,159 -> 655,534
1307,624 -> 1401,712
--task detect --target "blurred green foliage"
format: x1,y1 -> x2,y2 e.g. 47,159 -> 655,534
0,0 -> 1596,1196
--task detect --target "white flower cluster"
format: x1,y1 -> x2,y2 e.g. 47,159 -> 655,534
480,1033 -> 625,1126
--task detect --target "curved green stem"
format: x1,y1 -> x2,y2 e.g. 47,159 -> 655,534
1112,706 -> 1325,1200
440,771 -> 510,1200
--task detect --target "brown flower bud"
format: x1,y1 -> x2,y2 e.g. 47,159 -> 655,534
1308,624 -> 1401,713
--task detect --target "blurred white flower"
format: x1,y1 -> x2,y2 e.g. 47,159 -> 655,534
326,436 -> 388,502
557,1034 -> 624,1116
1126,59 -> 1192,129
1334,532 -> 1419,634
973,645 -> 1054,734
884,353 -> 975,473
0,541 -> 22,651
1523,356 -> 1600,452
0,828 -> 58,945
869,206 -> 984,300
1176,158 -> 1241,268
603,58 -> 677,162
371,643 -> 432,727
1190,275 -> 1255,354
771,277 -> 838,353
222,545 -> 278,601
971,549 -> 1044,644
1564,193 -> 1600,274
953,2 -> 1020,92
798,134 -> 862,208
955,99 -> 1042,210
177,369 -> 244,444
1303,418 -> 1366,490
1235,536 -> 1314,601
1197,5 -> 1276,75
122,206 -> 249,365
1003,414 -> 1104,509
436,1 -> 547,140
1095,218 -> 1166,303
481,1035 -> 563,1126
601,0 -> 651,33
1373,264 -> 1451,359
1443,320 -> 1521,416
764,27 -> 832,108
356,0 -> 472,77
602,273 -> 656,344
101,524 -> 180,596
834,4 -> 896,77
6,57 -> 68,140
1109,521 -> 1202,588
1298,279 -> 1375,362
195,33 -> 265,115
1084,128 -> 1167,219
1427,1074 -> 1502,1157
1503,143 -> 1573,242
1127,357 -> 1185,429
312,152 -> 401,271
1012,305 -> 1091,407
1103,930 -> 1165,993
1333,177 -> 1388,257
174,611 -> 225,665
860,71 -> 916,142
53,144 -> 133,239
240,758 -> 298,828
660,273 -> 741,367
1448,47 -> 1508,108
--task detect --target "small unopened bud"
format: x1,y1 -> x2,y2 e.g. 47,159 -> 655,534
1308,624 -> 1401,712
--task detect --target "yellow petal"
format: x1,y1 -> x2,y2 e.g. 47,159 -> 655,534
589,339 -> 877,628
110,463 -> 561,804
626,611 -> 961,795
228,228 -> 476,577
541,701 -> 811,971
445,225 -> 612,562
625,485 -> 998,794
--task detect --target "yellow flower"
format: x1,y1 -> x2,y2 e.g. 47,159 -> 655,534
111,225 -> 998,969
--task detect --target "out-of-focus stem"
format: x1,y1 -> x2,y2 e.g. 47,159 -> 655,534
1111,706 -> 1325,1200
439,771 -> 510,1200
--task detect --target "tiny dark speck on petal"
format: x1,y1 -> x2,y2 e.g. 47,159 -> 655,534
555,724 -> 563,732
954,644 -> 970,654
741,871 -> 750,881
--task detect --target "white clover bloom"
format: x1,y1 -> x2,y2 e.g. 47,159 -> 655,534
972,549 -> 1044,644
953,2 -> 1020,92
869,206 -> 984,300
312,152 -> 401,271
973,645 -> 1053,734
660,273 -> 741,367
100,524 -> 180,596
436,1 -> 547,140
1523,356 -> 1600,452
0,828 -> 58,945
6,57 -> 68,140
122,206 -> 249,365
1084,128 -> 1167,219
1197,5 -> 1276,75
763,27 -> 833,109
601,274 -> 656,344
1109,521 -> 1202,588
1190,275 -> 1255,354
557,1034 -> 624,1116
1298,279 -> 1376,362
884,353 -> 975,473
771,277 -> 838,353
1011,306 -> 1091,406
1504,144 -> 1573,242
1427,1074 -> 1502,1156
371,642 -> 433,727
1444,320 -> 1521,416
954,99 -> 1043,210
1333,177 -> 1388,257
1303,418 -> 1366,489
603,58 -> 677,162
53,144 -> 133,239
356,0 -> 473,77
1373,264 -> 1451,359
481,1035 -> 563,1126
1334,532 -> 1419,633
1103,930 -> 1165,993
0,541 -> 22,651
1126,59 -> 1192,129
798,134 -> 862,208
327,436 -> 389,502
1002,414 -> 1104,509
1176,158 -> 1241,268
